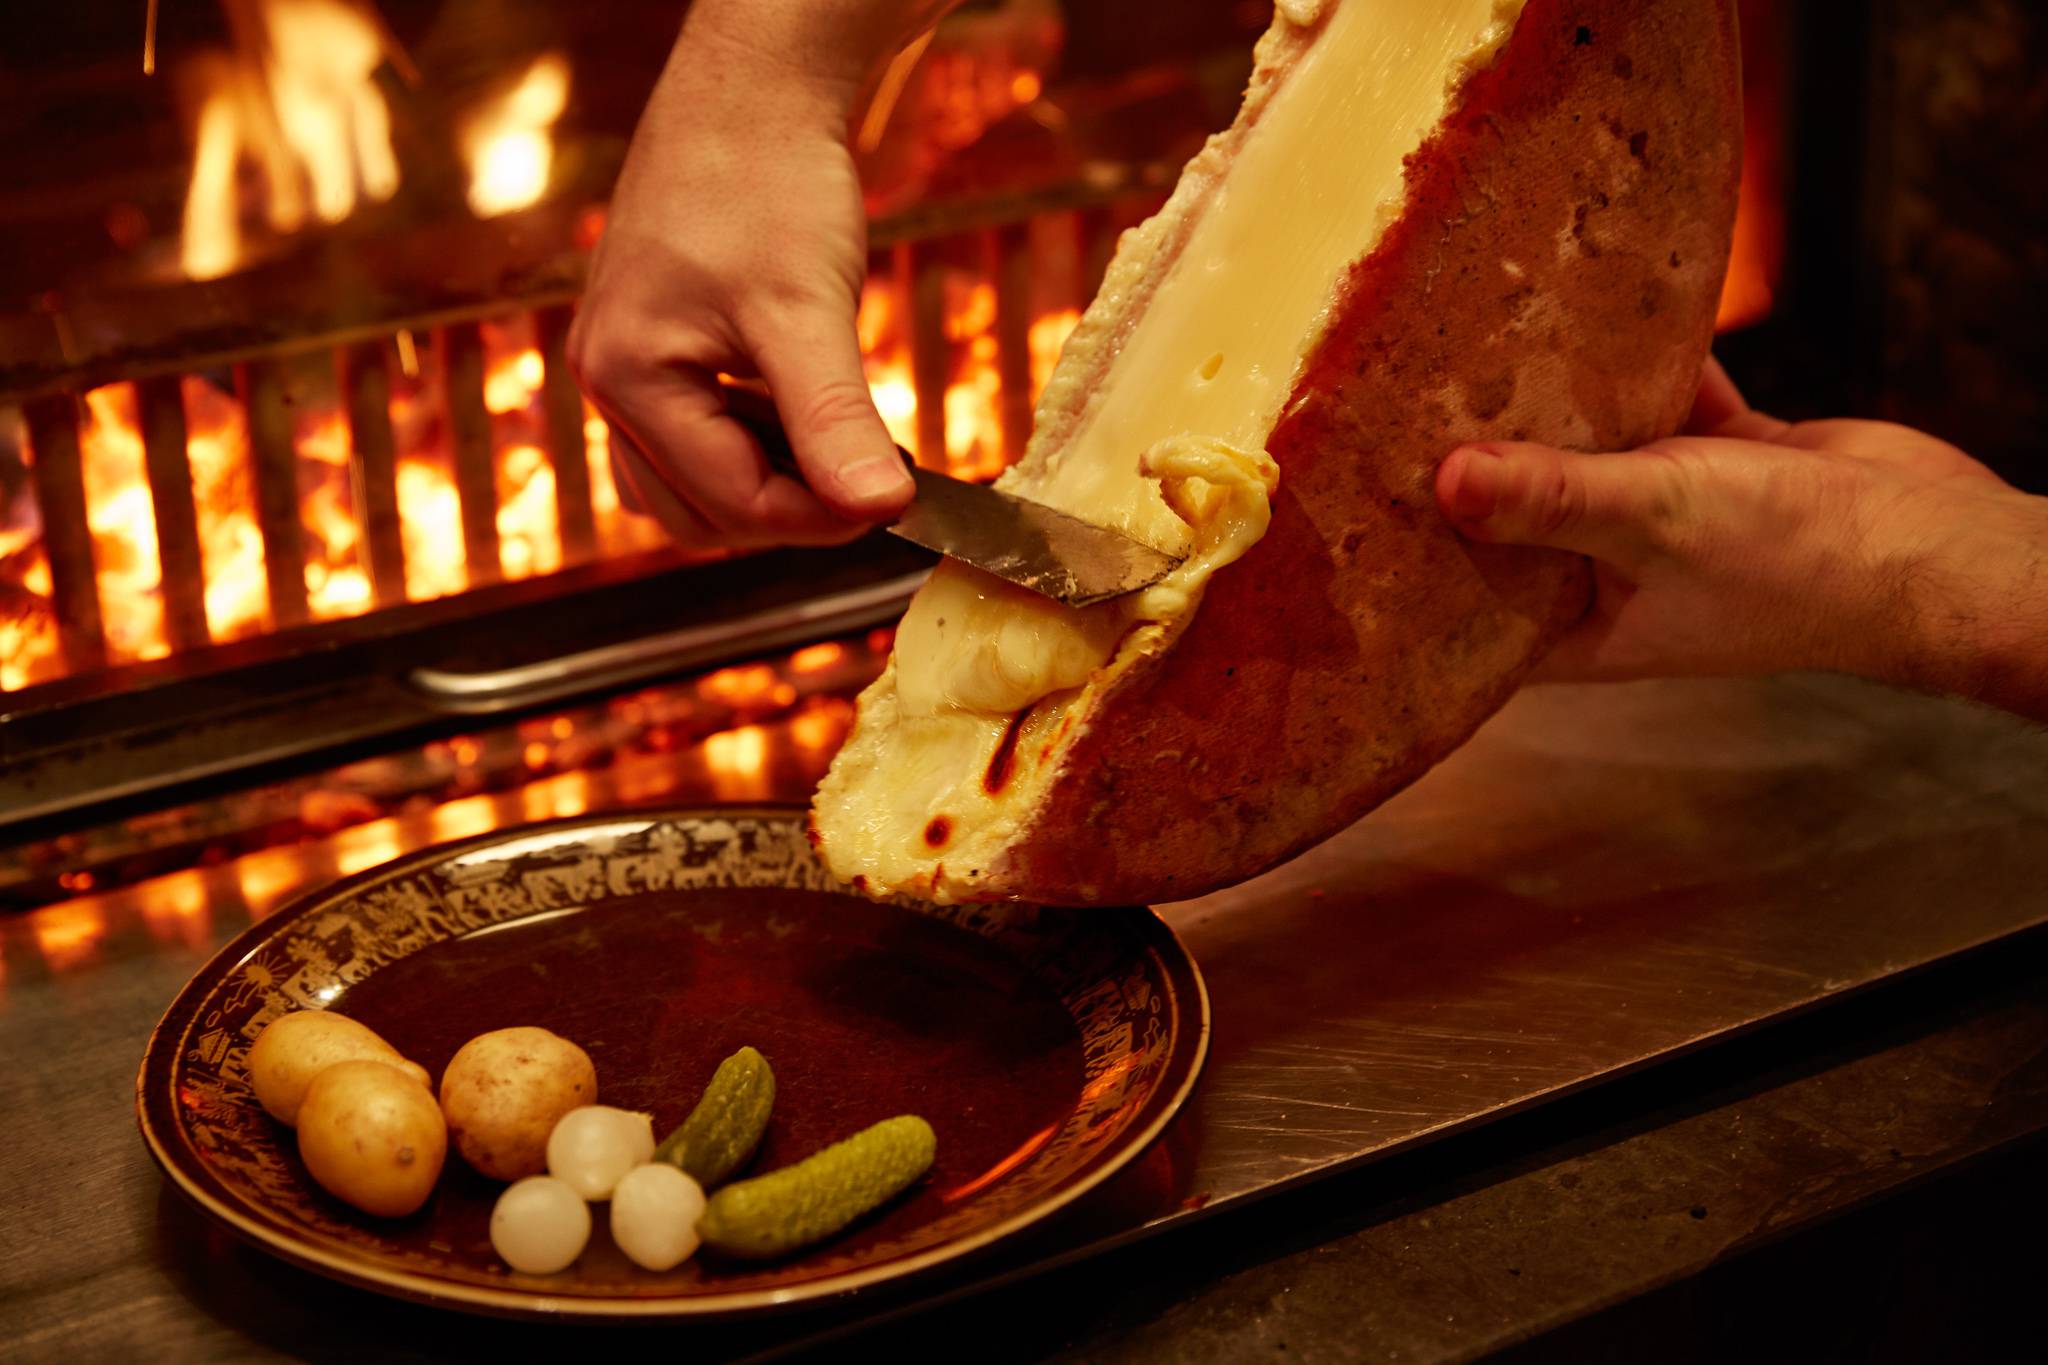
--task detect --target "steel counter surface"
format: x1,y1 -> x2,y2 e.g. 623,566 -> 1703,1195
2,671 -> 2044,1360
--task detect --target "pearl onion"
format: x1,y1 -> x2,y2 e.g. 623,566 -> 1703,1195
609,1163 -> 707,1271
546,1106 -> 656,1200
490,1176 -> 590,1274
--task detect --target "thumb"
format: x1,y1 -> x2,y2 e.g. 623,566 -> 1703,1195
1435,441 -> 1679,570
748,307 -> 915,522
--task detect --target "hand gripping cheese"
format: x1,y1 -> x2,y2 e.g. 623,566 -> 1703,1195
814,0 -> 1741,904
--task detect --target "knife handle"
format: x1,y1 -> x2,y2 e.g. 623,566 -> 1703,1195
719,381 -> 916,481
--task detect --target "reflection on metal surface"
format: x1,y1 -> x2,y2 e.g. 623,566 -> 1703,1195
403,571 -> 928,714
31,901 -> 107,973
1150,674 -> 2048,1213
139,870 -> 213,951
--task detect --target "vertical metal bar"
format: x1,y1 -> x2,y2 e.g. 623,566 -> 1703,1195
338,341 -> 407,608
21,395 -> 107,674
135,375 -> 211,652
900,239 -> 951,471
440,322 -> 502,587
991,223 -> 1035,467
237,359 -> 310,628
535,305 -> 597,565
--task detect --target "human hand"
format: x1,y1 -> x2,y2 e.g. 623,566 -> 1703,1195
569,5 -> 928,551
1434,358 -> 2046,716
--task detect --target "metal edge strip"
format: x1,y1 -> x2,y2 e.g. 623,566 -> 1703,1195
401,569 -> 930,715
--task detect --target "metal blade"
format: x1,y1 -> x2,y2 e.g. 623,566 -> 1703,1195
717,380 -> 1178,606
889,468 -> 1182,607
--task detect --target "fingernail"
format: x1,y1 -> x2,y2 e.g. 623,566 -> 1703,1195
837,456 -> 913,501
1443,446 -> 1505,522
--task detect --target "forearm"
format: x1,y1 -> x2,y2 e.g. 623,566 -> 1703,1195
677,0 -> 964,113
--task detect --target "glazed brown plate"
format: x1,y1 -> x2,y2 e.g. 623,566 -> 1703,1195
136,808 -> 1207,1320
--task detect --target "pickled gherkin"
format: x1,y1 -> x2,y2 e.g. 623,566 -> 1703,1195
655,1046 -> 775,1189
697,1115 -> 936,1260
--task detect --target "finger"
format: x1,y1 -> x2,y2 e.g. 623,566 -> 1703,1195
744,305 -> 915,522
607,427 -> 724,548
1683,353 -> 1748,434
608,447 -> 648,516
605,360 -> 868,547
1685,355 -> 1790,442
1435,441 -> 1685,571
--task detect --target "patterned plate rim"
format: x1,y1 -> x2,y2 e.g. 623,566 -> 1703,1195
135,805 -> 1210,1321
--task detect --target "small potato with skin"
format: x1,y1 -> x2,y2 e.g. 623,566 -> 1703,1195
439,1027 -> 596,1180
247,1010 -> 430,1126
297,1060 -> 447,1217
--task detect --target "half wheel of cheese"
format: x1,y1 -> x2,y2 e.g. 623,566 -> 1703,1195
814,0 -> 1743,904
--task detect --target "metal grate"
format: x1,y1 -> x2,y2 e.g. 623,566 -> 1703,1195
0,171 -> 1170,701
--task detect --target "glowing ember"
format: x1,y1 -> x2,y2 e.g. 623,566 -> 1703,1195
790,642 -> 844,674
700,663 -> 779,708
789,699 -> 852,753
183,378 -> 272,641
485,350 -> 547,415
463,54 -> 572,219
497,443 -> 563,581
703,724 -> 772,801
298,408 -> 374,621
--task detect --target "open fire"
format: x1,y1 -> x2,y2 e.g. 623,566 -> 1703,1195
0,277 -> 1079,694
1,0 -> 1783,700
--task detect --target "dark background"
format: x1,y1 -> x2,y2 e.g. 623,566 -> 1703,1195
2,0 -> 2042,482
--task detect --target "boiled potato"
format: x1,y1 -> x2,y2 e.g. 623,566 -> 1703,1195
439,1027 -> 596,1180
297,1060 -> 447,1217
247,1010 -> 431,1126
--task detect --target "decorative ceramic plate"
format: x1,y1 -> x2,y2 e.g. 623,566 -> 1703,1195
137,808 -> 1207,1320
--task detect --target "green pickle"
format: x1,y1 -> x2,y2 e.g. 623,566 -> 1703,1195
697,1115 -> 937,1260
655,1046 -> 777,1188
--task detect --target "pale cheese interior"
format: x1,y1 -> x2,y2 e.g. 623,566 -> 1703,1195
814,0 -> 1526,899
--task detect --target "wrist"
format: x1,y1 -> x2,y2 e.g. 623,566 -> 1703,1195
1869,484 -> 2048,716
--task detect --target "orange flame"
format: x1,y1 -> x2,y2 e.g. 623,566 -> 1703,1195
4,238 -> 1080,691
179,0 -> 400,280
462,54 -> 571,219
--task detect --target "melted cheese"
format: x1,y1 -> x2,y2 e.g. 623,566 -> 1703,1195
815,0 -> 1526,899
816,443 -> 1278,895
893,568 -> 1127,718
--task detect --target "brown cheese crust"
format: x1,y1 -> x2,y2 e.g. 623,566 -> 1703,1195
981,0 -> 1741,903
